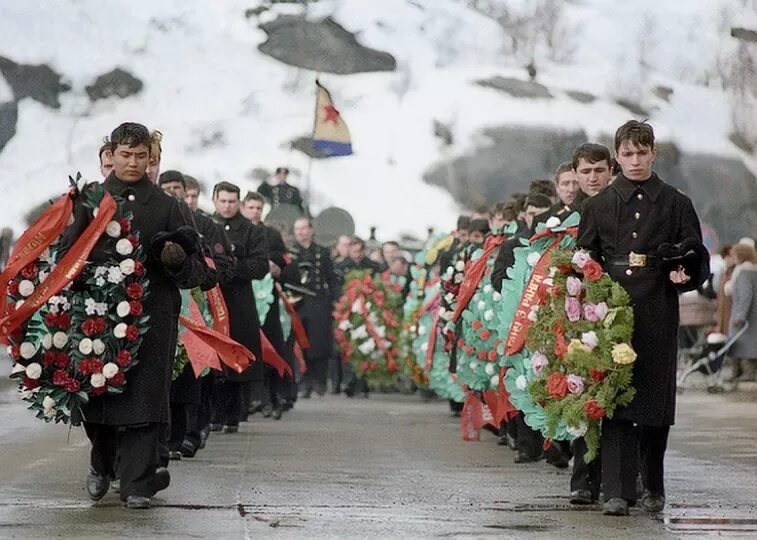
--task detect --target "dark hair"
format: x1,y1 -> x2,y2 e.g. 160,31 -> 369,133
468,218 -> 490,234
456,215 -> 471,231
382,241 -> 400,249
508,192 -> 527,213
572,142 -> 612,170
158,170 -> 186,188
109,122 -> 151,153
98,142 -> 111,161
213,181 -> 240,198
474,205 -> 491,217
275,167 -> 289,175
492,201 -> 517,222
553,162 -> 574,183
184,175 -> 201,192
614,120 -> 654,152
529,179 -> 556,200
244,191 -> 265,203
349,235 -> 366,249
524,193 -> 552,209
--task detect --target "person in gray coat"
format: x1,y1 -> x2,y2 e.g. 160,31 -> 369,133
728,243 -> 757,382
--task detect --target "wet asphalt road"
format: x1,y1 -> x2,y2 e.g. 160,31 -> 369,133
0,380 -> 756,539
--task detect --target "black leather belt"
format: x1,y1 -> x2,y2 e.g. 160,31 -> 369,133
608,252 -> 658,268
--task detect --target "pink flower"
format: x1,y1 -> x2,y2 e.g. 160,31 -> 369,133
565,297 -> 581,322
594,302 -> 609,321
567,374 -> 585,395
571,251 -> 591,269
566,276 -> 583,297
531,351 -> 549,375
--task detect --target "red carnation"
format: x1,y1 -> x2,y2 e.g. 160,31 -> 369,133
57,312 -> 72,330
92,386 -> 107,396
465,345 -> 474,356
20,263 -> 38,280
90,359 -> 104,373
125,325 -> 139,342
584,399 -> 606,420
109,372 -> 125,386
55,353 -> 71,369
480,329 -> 491,341
116,350 -> 132,367
471,320 -> 483,331
360,361 -> 370,372
44,312 -> 59,327
582,260 -> 604,282
52,370 -> 70,386
127,283 -> 143,300
134,261 -> 145,277
43,351 -> 57,368
487,350 -> 498,361
477,351 -> 487,361
590,369 -> 607,382
554,334 -> 568,359
7,280 -> 19,296
457,338 -> 464,349
546,372 -> 568,399
65,379 -> 81,393
370,362 -> 377,370
127,234 -> 139,248
81,318 -> 105,337
373,291 -> 385,307
129,301 -> 143,317
118,218 -> 131,233
22,376 -> 40,389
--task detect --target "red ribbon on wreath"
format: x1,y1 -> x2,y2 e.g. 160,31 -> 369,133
450,234 -> 507,323
504,227 -> 578,356
0,192 -> 118,340
275,283 -> 310,350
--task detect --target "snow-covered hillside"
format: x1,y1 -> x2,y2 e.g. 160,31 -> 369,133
0,0 -> 754,241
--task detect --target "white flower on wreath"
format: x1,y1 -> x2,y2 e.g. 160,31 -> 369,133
526,251 -> 541,267
78,338 -> 94,355
455,260 -> 465,272
105,220 -> 122,238
94,266 -> 108,278
484,309 -> 494,321
490,374 -> 500,387
42,395 -> 56,412
107,266 -> 124,284
18,280 -> 35,297
53,332 -> 68,349
421,342 -> 429,352
484,363 -> 496,376
93,339 -> 106,355
95,277 -> 106,287
492,291 -> 502,302
549,266 -> 558,277
515,374 -> 528,391
15,300 -> 25,309
545,216 -> 561,229
469,360 -> 479,370
115,238 -> 133,256
38,271 -> 49,283
374,325 -> 386,338
477,300 -> 486,311
352,325 -> 368,340
351,299 -> 363,314
42,334 -> 52,350
454,273 -> 464,284
119,258 -> 136,276
444,292 -> 455,304
113,323 -> 128,339
103,363 -> 119,379
581,331 -> 599,350
527,305 -> 539,322
418,324 -> 427,336
337,319 -> 352,331
566,423 -> 588,438
116,301 -> 131,318
357,339 -> 376,355
20,342 -> 37,360
25,362 -> 42,380
40,248 -> 53,264
90,373 -> 106,388
85,298 -> 98,316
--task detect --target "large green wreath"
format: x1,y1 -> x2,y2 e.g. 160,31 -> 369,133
7,182 -> 149,423
504,240 -> 636,461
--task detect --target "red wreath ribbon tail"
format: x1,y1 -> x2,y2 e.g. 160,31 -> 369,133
178,314 -> 252,374
0,193 -> 117,340
205,285 -> 230,336
294,342 -> 307,374
460,390 -> 484,441
260,329 -> 293,378
180,295 -> 222,377
0,189 -> 75,343
494,367 -> 519,425
450,236 -> 505,323
425,310 -> 441,372
415,291 -> 440,323
529,225 -> 579,243
275,284 -> 310,350
503,236 -> 563,356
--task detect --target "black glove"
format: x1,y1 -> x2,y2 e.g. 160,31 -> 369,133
151,226 -> 200,260
161,242 -> 187,268
657,238 -> 706,276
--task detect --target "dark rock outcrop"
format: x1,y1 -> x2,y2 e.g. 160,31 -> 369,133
476,76 -> 552,99
85,68 -> 144,101
0,101 -> 18,152
258,15 -> 396,74
0,56 -> 70,109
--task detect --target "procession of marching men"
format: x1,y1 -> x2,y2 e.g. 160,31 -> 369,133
2,118 -> 728,517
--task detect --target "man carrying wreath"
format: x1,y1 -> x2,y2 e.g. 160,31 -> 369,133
578,120 -> 709,516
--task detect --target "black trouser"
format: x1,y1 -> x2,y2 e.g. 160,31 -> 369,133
329,350 -> 343,391
85,422 -> 162,501
570,437 -> 601,498
168,402 -> 188,451
301,355 -> 328,393
186,373 -> 215,448
213,379 -> 241,427
601,418 -> 670,502
514,414 -> 543,459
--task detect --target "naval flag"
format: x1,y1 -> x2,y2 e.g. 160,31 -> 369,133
312,80 -> 353,157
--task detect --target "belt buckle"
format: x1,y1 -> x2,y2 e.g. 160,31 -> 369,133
628,252 -> 646,267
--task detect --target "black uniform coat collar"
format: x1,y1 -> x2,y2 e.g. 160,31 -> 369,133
612,172 -> 664,202
215,211 -> 248,232
103,172 -> 154,204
